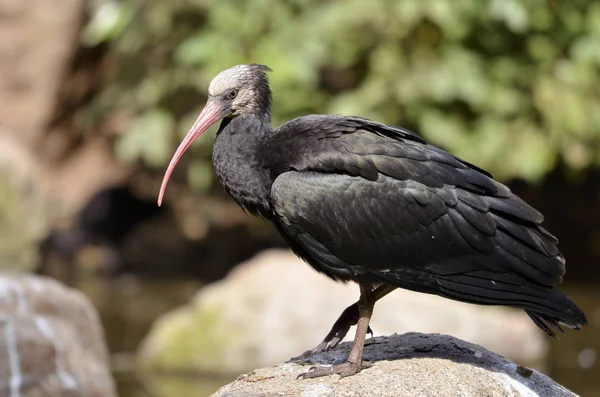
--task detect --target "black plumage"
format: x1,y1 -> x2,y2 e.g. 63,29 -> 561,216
158,64 -> 587,378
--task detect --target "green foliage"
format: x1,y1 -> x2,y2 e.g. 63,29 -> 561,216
82,0 -> 600,188
115,108 -> 174,167
81,1 -> 134,46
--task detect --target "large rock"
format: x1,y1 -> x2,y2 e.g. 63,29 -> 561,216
0,275 -> 116,397
0,172 -> 49,272
138,249 -> 546,374
213,333 -> 575,397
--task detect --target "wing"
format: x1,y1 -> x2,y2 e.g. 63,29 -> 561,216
266,116 -> 586,331
271,171 -> 562,284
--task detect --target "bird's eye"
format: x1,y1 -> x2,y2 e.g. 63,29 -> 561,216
227,90 -> 238,100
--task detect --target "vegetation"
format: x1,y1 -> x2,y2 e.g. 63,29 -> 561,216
81,0 -> 600,190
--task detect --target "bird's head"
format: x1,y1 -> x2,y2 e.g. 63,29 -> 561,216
208,64 -> 272,118
157,64 -> 272,206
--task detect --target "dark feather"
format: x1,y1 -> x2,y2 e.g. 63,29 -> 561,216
260,115 -> 587,333
213,110 -> 587,334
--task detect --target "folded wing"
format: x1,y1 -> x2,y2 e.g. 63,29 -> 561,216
266,116 -> 587,334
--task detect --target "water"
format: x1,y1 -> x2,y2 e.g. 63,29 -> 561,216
115,372 -> 233,397
546,286 -> 600,397
77,278 -> 599,397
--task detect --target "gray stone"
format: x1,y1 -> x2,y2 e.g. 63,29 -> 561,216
213,333 -> 576,397
138,249 -> 547,375
0,275 -> 116,397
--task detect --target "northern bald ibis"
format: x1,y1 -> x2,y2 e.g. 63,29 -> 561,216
158,64 -> 587,378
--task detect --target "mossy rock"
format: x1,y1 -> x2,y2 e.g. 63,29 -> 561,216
137,302 -> 240,374
0,173 -> 49,272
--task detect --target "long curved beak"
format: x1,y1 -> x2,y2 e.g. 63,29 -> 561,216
157,100 -> 227,206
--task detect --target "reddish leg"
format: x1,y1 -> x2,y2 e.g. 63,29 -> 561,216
298,283 -> 380,379
293,284 -> 395,360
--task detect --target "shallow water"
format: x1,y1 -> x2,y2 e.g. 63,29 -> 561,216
78,278 -> 599,397
115,372 -> 234,397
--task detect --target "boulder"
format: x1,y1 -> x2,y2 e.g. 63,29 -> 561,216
213,333 -> 575,397
138,249 -> 547,375
0,275 -> 116,397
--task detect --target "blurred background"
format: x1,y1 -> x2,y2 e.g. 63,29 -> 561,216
1,0 -> 599,396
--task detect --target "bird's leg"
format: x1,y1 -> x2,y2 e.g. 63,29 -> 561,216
293,284 -> 395,360
298,283 -> 377,379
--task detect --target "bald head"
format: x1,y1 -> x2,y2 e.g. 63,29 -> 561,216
207,64 -> 272,118
157,64 -> 273,205
208,64 -> 269,95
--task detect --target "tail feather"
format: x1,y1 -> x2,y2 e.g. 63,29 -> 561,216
525,289 -> 587,337
433,274 -> 588,335
526,312 -> 565,337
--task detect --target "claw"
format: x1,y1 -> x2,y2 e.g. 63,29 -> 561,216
297,361 -> 372,380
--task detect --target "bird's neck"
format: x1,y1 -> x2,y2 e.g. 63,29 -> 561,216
212,114 -> 273,217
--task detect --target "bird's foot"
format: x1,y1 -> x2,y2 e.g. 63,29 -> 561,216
291,326 -> 373,361
297,360 -> 372,379
292,342 -> 330,361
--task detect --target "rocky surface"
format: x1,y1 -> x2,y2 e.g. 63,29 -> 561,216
0,275 -> 116,397
213,333 -> 575,397
138,249 -> 547,375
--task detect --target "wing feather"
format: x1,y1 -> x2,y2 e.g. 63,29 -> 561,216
265,115 -> 586,331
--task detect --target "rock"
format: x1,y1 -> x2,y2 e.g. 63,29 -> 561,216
138,249 -> 547,375
0,172 -> 49,272
0,275 -> 116,397
212,333 -> 575,397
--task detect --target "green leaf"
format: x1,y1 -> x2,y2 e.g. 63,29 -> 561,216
81,1 -> 134,46
116,109 -> 174,168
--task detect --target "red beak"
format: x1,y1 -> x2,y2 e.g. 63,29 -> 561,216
158,100 -> 225,206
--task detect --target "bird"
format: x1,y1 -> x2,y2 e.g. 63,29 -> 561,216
158,64 -> 587,379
